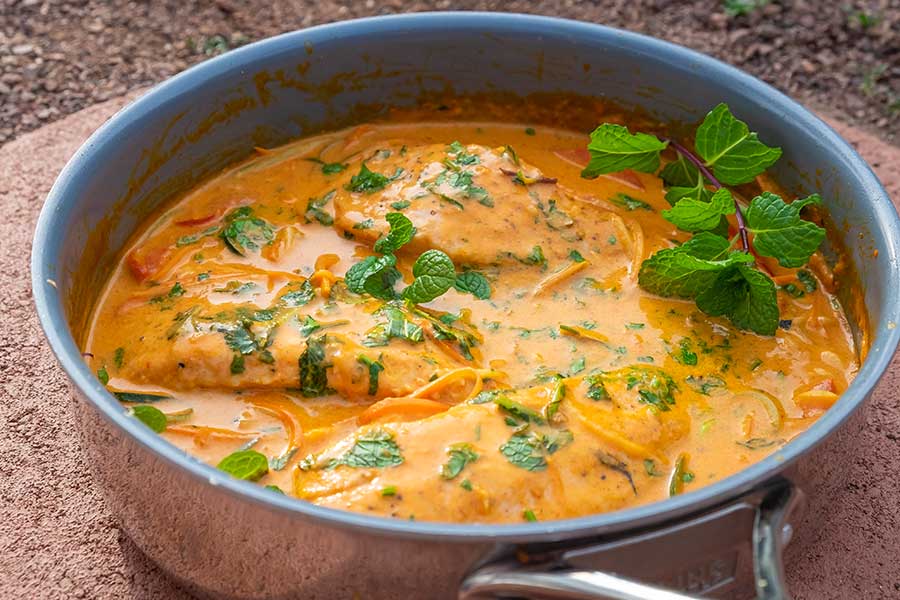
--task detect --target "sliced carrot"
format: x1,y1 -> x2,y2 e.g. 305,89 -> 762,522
794,389 -> 839,415
357,397 -> 449,425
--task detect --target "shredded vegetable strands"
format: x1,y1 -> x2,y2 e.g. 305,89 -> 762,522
574,412 -> 667,464
668,453 -> 690,496
245,396 -> 304,465
559,324 -> 609,344
357,397 -> 449,425
533,260 -> 589,296
734,389 -> 784,433
129,243 -> 201,284
390,367 -> 505,405
166,425 -> 261,446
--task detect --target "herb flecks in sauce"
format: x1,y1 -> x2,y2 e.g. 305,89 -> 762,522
85,106 -> 858,523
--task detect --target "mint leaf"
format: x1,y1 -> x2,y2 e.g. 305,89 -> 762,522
304,190 -> 336,226
695,104 -> 782,185
402,250 -> 456,304
660,157 -> 712,206
345,254 -> 398,295
441,443 -> 479,479
221,209 -> 275,255
113,391 -> 171,403
346,163 -> 402,193
279,280 -> 315,307
745,192 -> 826,267
130,405 -> 167,433
374,212 -> 416,253
660,157 -> 699,187
338,429 -> 404,468
218,450 -> 269,481
454,271 -> 491,300
500,433 -> 548,471
638,233 -> 754,297
662,188 -> 735,232
357,355 -> 384,396
298,335 -> 332,397
363,265 -> 402,300
582,124 -> 668,177
696,265 -> 779,335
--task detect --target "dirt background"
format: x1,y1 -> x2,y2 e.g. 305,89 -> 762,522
1,0 -> 899,145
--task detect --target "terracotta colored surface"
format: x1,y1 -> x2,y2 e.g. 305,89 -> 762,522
2,93 -> 899,599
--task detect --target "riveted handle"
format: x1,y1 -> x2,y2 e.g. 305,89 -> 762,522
459,480 -> 803,600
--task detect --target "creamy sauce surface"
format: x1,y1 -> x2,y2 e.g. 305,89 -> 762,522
85,117 -> 858,523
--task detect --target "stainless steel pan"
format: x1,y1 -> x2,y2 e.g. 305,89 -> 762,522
31,13 -> 900,599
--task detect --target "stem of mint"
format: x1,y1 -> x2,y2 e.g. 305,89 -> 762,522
663,137 -> 751,253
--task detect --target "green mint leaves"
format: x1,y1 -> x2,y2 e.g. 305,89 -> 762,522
402,250 -> 456,304
337,429 -> 404,468
130,405 -> 167,433
585,103 -> 826,336
662,188 -> 734,233
441,443 -> 479,480
694,103 -> 782,186
346,163 -> 403,193
453,271 -> 491,300
217,450 -> 269,481
582,123 -> 668,177
745,192 -> 826,267
696,264 -> 779,336
638,233 -> 754,298
221,207 -> 275,256
345,213 -> 490,304
374,212 -> 417,253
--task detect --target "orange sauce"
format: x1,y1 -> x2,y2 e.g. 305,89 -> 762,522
84,115 -> 857,523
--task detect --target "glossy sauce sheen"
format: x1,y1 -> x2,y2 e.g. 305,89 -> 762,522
85,118 -> 858,523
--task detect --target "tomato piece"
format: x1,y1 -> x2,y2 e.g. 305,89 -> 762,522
174,213 -> 218,227
126,246 -> 170,282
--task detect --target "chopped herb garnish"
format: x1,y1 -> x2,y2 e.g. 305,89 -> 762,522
523,509 -> 538,521
337,429 -> 404,468
130,405 -> 167,433
97,366 -> 109,385
610,193 -> 652,211
381,485 -> 398,497
176,225 -> 219,247
217,450 -> 269,481
298,336 -> 332,397
346,163 -> 402,193
441,443 -> 479,480
357,355 -> 384,396
304,190 -> 336,226
221,208 -> 275,255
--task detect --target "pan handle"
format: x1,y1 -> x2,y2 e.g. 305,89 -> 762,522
459,480 -> 802,600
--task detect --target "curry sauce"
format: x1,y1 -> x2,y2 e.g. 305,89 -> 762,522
84,116 -> 858,523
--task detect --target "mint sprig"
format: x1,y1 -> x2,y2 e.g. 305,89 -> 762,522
585,103 -> 826,336
345,213 -> 490,304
